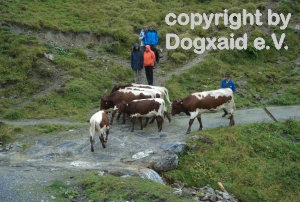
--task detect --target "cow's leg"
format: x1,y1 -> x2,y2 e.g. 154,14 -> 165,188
144,117 -> 149,128
197,116 -> 203,130
229,114 -> 235,126
164,111 -> 171,123
139,117 -> 143,130
131,117 -> 136,132
99,134 -> 106,148
110,110 -> 117,124
149,116 -> 156,124
90,136 -> 94,152
104,128 -> 109,143
121,112 -> 126,124
187,118 -> 195,134
157,115 -> 163,132
116,112 -> 121,120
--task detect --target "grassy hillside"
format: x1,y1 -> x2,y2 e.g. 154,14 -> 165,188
1,0 -> 300,121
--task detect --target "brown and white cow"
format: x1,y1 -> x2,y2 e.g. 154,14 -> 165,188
124,87 -> 171,123
89,110 -> 110,152
110,84 -> 132,94
171,88 -> 235,134
116,98 -> 165,132
110,83 -> 172,106
100,89 -> 156,124
131,83 -> 172,106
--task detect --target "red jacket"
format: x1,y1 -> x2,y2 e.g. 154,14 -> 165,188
143,45 -> 156,66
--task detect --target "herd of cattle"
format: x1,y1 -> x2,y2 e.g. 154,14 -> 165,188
89,83 -> 236,152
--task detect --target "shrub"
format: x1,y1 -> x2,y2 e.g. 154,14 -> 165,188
3,110 -> 25,120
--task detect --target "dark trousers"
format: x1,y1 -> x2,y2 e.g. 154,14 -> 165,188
150,45 -> 156,54
145,66 -> 153,85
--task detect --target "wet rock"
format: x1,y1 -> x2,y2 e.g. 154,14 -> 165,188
152,153 -> 178,171
55,141 -> 77,151
121,151 -> 178,172
138,168 -> 165,185
44,52 -> 54,61
171,182 -> 239,202
160,141 -> 188,156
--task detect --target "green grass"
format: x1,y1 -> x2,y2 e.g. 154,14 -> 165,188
47,172 -> 194,202
164,119 -> 300,202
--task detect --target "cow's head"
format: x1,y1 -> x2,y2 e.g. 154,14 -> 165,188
100,97 -> 114,110
115,101 -> 127,113
171,98 -> 182,116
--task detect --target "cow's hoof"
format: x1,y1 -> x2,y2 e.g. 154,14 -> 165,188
121,121 -> 125,124
186,131 -> 190,134
168,118 -> 171,123
102,145 -> 106,148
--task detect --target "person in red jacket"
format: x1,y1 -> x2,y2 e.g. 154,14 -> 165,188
143,45 -> 156,85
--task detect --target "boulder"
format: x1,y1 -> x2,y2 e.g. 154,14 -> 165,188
160,141 -> 188,156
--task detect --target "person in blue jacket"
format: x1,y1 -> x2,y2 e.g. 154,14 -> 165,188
220,72 -> 236,117
144,24 -> 158,56
131,43 -> 144,84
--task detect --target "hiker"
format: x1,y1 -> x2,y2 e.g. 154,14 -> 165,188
143,45 -> 156,85
131,43 -> 144,84
139,26 -> 147,52
221,72 -> 236,118
144,24 -> 158,56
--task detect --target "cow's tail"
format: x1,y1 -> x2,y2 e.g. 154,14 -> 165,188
160,101 -> 166,122
229,95 -> 236,114
89,119 -> 96,142
163,88 -> 172,107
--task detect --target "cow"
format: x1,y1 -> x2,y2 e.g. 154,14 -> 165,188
116,98 -> 165,132
124,87 -> 171,123
110,84 -> 132,94
110,83 -> 172,107
131,83 -> 172,106
100,89 -> 156,124
89,110 -> 110,152
171,88 -> 235,134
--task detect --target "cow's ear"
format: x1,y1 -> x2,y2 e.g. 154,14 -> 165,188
105,102 -> 108,104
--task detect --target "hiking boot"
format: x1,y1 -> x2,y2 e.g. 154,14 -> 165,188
222,111 -> 228,117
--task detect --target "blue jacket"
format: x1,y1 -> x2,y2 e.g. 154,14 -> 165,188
144,29 -> 158,46
221,79 -> 236,93
131,43 -> 143,71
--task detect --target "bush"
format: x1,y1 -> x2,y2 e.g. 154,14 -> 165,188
171,52 -> 187,63
3,110 -> 25,120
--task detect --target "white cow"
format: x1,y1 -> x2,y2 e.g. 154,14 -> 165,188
89,110 -> 110,152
